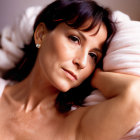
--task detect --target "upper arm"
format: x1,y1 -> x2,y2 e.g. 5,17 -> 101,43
77,94 -> 140,140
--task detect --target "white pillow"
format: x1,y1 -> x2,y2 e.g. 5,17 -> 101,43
0,6 -> 43,75
103,11 -> 140,76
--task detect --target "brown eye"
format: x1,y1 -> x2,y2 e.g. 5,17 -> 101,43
68,35 -> 80,45
89,52 -> 97,62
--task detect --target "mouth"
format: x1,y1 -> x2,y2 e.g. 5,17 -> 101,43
62,68 -> 78,81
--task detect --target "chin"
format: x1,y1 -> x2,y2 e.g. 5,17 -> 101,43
58,82 -> 80,93
55,80 -> 72,93
51,73 -> 79,93
58,84 -> 71,93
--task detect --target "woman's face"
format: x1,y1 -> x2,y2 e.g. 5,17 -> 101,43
35,20 -> 107,92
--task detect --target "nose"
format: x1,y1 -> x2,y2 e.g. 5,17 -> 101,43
73,50 -> 88,69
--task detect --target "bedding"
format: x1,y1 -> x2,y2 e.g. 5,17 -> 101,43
0,6 -> 42,76
0,6 -> 140,139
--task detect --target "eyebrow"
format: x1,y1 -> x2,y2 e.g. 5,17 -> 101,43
76,29 -> 100,41
77,30 -> 86,41
91,48 -> 102,54
76,23 -> 101,38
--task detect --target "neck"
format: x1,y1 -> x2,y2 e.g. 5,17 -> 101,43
6,60 -> 60,114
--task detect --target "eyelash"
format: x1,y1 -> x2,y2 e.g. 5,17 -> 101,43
68,35 -> 80,45
89,52 -> 98,62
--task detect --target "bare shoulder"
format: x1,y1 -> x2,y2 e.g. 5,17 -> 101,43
62,106 -> 91,140
65,107 -> 88,125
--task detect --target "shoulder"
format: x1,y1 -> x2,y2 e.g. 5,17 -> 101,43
61,106 -> 91,140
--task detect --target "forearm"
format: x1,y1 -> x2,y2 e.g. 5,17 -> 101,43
91,70 -> 140,99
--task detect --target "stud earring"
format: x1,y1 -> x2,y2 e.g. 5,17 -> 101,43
36,44 -> 41,48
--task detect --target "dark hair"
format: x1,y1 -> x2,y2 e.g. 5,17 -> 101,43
3,0 -> 116,112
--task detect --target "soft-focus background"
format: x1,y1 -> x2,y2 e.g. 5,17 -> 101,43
0,0 -> 140,32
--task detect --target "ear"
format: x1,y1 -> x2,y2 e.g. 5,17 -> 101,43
34,23 -> 47,45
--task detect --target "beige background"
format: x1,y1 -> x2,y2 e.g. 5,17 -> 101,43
0,0 -> 140,32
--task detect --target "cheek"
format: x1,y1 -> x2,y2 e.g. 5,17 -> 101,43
80,64 -> 95,82
45,35 -> 70,61
86,58 -> 96,74
39,37 -> 61,67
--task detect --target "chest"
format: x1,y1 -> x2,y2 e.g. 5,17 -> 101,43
0,102 -> 76,140
0,111 -> 55,139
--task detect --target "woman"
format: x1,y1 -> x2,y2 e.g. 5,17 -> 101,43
0,0 -> 140,139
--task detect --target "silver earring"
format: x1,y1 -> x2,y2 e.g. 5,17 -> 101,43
36,44 -> 41,48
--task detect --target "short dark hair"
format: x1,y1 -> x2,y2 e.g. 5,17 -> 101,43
3,0 -> 116,112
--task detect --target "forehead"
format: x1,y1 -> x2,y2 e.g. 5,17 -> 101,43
76,19 -> 107,48
81,23 -> 108,50
48,19 -> 107,49
78,18 -> 107,37
55,19 -> 107,37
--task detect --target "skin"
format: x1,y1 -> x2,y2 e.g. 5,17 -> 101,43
0,20 -> 140,140
35,21 -> 105,92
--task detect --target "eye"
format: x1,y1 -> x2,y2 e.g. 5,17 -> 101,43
89,52 -> 97,62
68,35 -> 80,45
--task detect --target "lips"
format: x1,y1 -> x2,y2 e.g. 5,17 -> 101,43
62,68 -> 78,81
